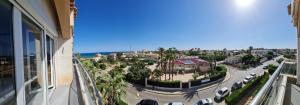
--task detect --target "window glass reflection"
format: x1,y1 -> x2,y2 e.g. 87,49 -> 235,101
0,1 -> 16,104
22,15 -> 44,105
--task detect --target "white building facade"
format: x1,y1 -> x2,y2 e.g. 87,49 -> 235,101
0,0 -> 76,105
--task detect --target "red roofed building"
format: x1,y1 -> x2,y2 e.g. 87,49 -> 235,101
173,58 -> 210,73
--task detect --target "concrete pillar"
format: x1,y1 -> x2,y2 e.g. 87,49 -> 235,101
188,80 -> 191,88
180,81 -> 182,89
297,37 -> 300,85
145,78 -> 148,87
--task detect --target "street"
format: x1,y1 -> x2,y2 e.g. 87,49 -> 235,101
124,56 -> 282,105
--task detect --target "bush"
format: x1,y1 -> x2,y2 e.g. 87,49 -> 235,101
120,64 -> 127,68
267,64 -> 278,75
276,58 -> 284,63
116,99 -> 128,105
252,72 -> 269,96
225,74 -> 263,105
98,63 -> 106,70
147,80 -> 181,88
192,73 -> 199,80
191,66 -> 227,86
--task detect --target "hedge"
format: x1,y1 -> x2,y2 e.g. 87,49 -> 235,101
147,80 -> 181,88
225,74 -> 264,105
190,66 -> 227,87
251,72 -> 269,96
124,75 -> 145,86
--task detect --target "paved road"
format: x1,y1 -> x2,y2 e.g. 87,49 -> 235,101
124,56 -> 283,105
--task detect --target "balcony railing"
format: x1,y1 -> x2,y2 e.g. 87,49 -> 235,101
73,57 -> 102,105
250,61 -> 288,105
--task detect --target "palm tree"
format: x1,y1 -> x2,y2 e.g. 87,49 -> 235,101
171,47 -> 177,81
97,70 -> 126,105
157,47 -> 167,80
158,47 -> 165,69
166,48 -> 173,80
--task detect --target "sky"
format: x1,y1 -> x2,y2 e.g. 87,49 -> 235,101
74,0 -> 296,53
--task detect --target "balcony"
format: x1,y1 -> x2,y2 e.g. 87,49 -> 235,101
250,61 -> 300,105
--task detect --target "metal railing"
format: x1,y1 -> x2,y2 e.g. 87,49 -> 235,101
249,61 -> 285,105
73,57 -> 102,105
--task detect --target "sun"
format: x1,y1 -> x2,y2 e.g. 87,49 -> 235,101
235,0 -> 254,8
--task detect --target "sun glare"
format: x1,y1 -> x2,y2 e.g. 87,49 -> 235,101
235,0 -> 254,8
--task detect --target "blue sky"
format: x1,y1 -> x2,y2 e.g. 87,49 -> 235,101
74,0 -> 296,53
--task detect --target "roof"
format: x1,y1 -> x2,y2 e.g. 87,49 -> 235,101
174,58 -> 208,65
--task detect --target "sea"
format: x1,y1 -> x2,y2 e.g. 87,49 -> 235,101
79,52 -> 114,58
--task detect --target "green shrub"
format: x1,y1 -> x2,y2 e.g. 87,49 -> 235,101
120,64 -> 127,68
116,99 -> 128,105
192,73 -> 199,80
252,72 -> 269,96
225,75 -> 262,105
276,58 -> 284,63
267,64 -> 278,75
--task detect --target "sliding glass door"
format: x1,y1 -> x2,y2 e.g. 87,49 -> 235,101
22,15 -> 44,105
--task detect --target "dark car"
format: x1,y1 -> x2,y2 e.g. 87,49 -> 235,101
263,66 -> 268,69
137,99 -> 159,105
231,82 -> 243,91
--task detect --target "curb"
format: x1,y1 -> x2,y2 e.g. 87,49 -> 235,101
127,72 -> 232,95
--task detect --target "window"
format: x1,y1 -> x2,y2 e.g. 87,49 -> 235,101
0,1 -> 15,104
46,35 -> 54,89
22,15 -> 44,105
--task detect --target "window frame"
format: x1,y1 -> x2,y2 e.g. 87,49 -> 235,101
9,0 -> 59,105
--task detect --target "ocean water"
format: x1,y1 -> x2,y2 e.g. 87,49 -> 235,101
79,52 -> 114,58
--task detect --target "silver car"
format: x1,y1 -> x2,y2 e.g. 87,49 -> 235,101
194,98 -> 213,105
164,102 -> 184,105
215,87 -> 229,100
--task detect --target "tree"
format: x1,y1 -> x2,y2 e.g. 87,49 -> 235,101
266,51 -> 274,60
126,61 -> 151,81
83,60 -> 98,79
157,47 -> 166,80
117,52 -> 123,60
192,73 -> 199,80
152,69 -> 163,80
75,53 -> 81,59
120,64 -> 127,68
98,63 -> 107,70
248,46 -> 253,55
170,47 -> 177,80
166,48 -> 172,80
276,58 -> 284,63
97,70 -> 126,105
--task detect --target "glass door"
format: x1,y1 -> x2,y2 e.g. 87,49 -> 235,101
22,15 -> 44,105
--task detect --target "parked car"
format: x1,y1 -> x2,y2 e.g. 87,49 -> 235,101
215,87 -> 229,100
194,98 -> 213,105
250,73 -> 256,77
231,81 -> 243,91
250,73 -> 256,79
243,76 -> 252,84
137,99 -> 159,105
164,102 -> 184,105
263,66 -> 268,69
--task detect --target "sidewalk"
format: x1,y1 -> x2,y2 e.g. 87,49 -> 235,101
127,72 -> 231,95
